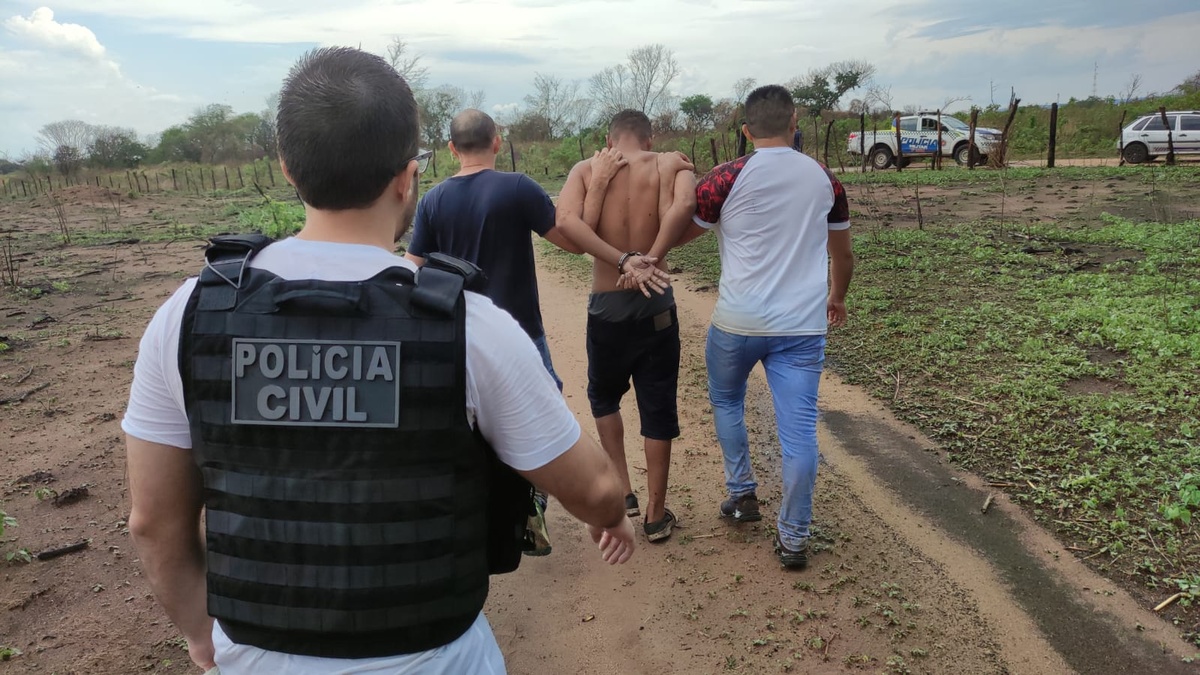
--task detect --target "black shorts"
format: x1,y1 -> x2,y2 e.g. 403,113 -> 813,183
585,306 -> 680,441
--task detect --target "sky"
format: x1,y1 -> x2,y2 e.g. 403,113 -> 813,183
1,0 -> 1197,157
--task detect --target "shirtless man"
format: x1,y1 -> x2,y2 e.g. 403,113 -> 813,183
556,109 -> 697,542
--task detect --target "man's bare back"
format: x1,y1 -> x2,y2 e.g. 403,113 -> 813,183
564,150 -> 696,293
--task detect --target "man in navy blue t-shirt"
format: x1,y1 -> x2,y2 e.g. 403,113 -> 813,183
405,109 -> 589,556
406,109 -> 582,388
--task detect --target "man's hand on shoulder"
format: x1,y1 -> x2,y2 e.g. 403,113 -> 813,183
589,148 -> 627,188
661,150 -> 695,174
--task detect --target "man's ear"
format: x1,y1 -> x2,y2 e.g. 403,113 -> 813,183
393,160 -> 419,203
605,134 -> 613,149
789,111 -> 799,133
741,123 -> 753,143
491,135 -> 502,154
279,157 -> 295,186
448,141 -> 459,160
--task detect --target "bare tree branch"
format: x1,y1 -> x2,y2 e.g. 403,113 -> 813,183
386,37 -> 430,91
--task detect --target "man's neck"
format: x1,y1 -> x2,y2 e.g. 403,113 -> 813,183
749,135 -> 791,149
455,153 -> 497,177
294,206 -> 398,251
611,141 -> 646,155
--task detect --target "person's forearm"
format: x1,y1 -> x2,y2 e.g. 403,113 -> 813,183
830,252 -> 854,300
581,174 -> 610,229
132,525 -> 212,645
557,215 -> 625,269
648,200 -> 696,260
551,469 -> 626,530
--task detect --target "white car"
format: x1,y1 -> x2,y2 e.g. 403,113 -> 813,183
847,113 -> 1001,169
1120,111 -> 1200,164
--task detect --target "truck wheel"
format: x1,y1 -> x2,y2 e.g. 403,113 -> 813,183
1122,143 -> 1149,164
869,146 -> 893,170
954,144 -> 971,166
897,158 -> 912,168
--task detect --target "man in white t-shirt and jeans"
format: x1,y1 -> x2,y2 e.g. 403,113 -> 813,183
122,46 -> 634,674
677,84 -> 855,569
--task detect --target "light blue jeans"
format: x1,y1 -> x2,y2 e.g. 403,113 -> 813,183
532,334 -> 563,392
706,326 -> 825,550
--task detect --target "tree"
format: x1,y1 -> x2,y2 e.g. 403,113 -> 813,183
88,127 -> 148,168
38,120 -> 95,156
589,65 -> 633,119
524,73 -> 579,139
416,85 -> 464,175
864,83 -> 894,114
680,94 -> 716,132
1120,74 -> 1143,104
732,77 -> 757,104
788,60 -> 876,117
52,144 -> 83,176
588,44 -> 681,120
186,104 -> 239,163
627,44 -> 679,117
386,37 -> 429,91
466,89 -> 487,110
1179,70 -> 1200,93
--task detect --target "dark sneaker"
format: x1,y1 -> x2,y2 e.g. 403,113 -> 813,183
644,508 -> 677,543
774,535 -> 808,569
719,492 -> 762,523
625,493 -> 640,518
522,499 -> 552,557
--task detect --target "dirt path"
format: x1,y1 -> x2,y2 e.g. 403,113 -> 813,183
487,259 -> 1196,674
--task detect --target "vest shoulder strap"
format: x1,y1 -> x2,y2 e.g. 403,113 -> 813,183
412,253 -> 487,317
200,234 -> 275,289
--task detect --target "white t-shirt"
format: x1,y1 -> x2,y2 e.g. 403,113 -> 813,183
693,147 -> 851,336
121,237 -> 582,675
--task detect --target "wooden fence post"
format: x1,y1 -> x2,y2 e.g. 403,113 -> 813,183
171,168 -> 178,190
1159,106 -> 1176,166
185,169 -> 191,192
237,166 -> 245,189
893,112 -> 903,172
936,110 -> 944,170
859,113 -> 866,170
224,166 -> 231,190
823,119 -> 835,167
968,108 -> 979,170
710,137 -> 719,168
737,127 -> 747,158
266,161 -> 276,186
1117,110 -> 1127,166
252,162 -> 260,185
994,97 -> 1021,168
1047,102 -> 1059,168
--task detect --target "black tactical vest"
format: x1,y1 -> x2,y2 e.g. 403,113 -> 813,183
178,235 -> 522,658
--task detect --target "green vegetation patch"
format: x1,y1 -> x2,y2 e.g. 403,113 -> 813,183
829,214 -> 1200,635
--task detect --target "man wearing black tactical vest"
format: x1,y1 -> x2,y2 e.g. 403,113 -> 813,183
122,46 -> 634,674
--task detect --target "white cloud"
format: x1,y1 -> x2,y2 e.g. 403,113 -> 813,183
0,9 -> 192,156
4,7 -> 111,65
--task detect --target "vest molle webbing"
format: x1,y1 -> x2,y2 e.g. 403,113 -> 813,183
179,236 -> 492,658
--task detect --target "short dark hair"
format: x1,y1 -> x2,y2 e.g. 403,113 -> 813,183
450,109 -> 497,154
608,109 -> 652,142
276,46 -> 419,210
744,85 -> 795,139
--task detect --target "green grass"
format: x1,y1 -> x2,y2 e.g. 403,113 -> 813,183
828,214 -> 1200,632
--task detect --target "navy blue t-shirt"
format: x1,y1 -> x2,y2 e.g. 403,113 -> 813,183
408,170 -> 555,340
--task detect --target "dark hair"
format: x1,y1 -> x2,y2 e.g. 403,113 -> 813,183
744,85 -> 795,139
450,109 -> 497,154
608,109 -> 652,142
276,46 -> 419,210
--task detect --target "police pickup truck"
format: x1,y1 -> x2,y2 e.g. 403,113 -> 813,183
847,113 -> 1001,169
